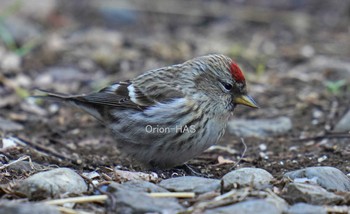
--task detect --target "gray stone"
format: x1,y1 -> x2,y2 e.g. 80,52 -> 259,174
334,110 -> 350,132
16,168 -> 87,199
264,191 -> 289,212
222,168 -> 273,191
107,183 -> 183,214
204,199 -> 280,214
227,116 -> 292,138
284,166 -> 350,192
286,203 -> 327,214
0,117 -> 23,131
121,180 -> 169,193
283,183 -> 344,205
159,176 -> 220,194
0,202 -> 59,214
7,161 -> 44,173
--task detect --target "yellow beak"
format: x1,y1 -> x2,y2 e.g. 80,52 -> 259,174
234,95 -> 259,108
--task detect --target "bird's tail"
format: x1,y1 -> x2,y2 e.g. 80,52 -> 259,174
33,89 -> 103,121
33,89 -> 78,101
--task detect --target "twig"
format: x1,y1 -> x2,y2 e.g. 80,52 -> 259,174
44,192 -> 195,206
45,195 -> 108,205
0,155 -> 30,170
325,100 -> 338,131
148,192 -> 195,198
230,138 -> 247,170
9,136 -> 78,163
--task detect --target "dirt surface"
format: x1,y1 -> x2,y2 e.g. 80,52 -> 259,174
0,0 -> 349,212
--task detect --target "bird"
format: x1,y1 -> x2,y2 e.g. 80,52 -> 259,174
37,54 -> 258,169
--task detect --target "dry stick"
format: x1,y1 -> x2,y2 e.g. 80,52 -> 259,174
0,155 -> 31,170
230,138 -> 247,170
45,192 -> 195,206
10,136 -> 78,163
325,100 -> 338,132
45,195 -> 108,205
149,192 -> 195,198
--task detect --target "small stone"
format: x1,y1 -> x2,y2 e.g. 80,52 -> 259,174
7,161 -> 44,173
2,137 -> 17,148
259,143 -> 267,151
0,202 -> 59,214
283,183 -> 344,205
204,199 -> 281,214
1,52 -> 21,72
227,116 -> 292,138
222,168 -> 273,191
317,155 -> 327,163
300,45 -> 315,58
159,176 -> 220,194
284,166 -> 350,192
0,117 -> 23,131
16,168 -> 87,199
334,110 -> 350,132
113,169 -> 158,182
107,183 -> 183,213
119,180 -> 169,193
286,203 -> 327,214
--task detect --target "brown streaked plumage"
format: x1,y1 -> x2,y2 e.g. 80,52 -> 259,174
36,54 -> 258,168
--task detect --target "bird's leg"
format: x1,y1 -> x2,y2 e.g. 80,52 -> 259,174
178,164 -> 208,177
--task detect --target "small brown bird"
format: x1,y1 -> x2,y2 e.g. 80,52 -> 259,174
38,54 -> 258,168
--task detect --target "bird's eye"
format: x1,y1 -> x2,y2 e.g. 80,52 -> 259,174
222,82 -> 233,91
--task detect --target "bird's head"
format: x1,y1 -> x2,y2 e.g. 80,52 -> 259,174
186,54 -> 258,112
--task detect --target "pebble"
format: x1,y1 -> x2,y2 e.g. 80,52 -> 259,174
284,166 -> 350,192
118,180 -> 169,193
0,52 -> 21,72
222,167 -> 273,191
0,202 -> 59,214
286,202 -> 327,214
7,160 -> 44,173
0,117 -> 23,131
204,199 -> 281,214
16,168 -> 87,199
333,110 -> 350,132
283,183 -> 344,205
159,176 -> 220,194
107,182 -> 183,213
227,116 -> 292,138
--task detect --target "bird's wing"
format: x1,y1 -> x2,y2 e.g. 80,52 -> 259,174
81,80 -> 185,110
81,81 -> 147,110
37,78 -> 185,121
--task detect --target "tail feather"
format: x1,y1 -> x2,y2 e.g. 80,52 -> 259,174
33,89 -> 104,121
33,89 -> 83,100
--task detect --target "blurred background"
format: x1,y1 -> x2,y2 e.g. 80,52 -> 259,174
0,0 -> 349,175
